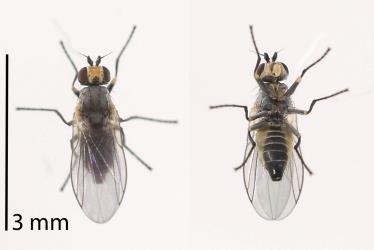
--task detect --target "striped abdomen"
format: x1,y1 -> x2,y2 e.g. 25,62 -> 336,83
262,127 -> 290,181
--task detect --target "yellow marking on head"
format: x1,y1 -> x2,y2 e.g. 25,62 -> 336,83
87,66 -> 104,84
271,64 -> 282,77
260,62 -> 287,82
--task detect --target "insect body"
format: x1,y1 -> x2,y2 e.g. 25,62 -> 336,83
70,84 -> 126,223
210,26 -> 348,220
17,26 -> 177,223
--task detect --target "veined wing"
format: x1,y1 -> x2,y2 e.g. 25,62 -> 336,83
70,119 -> 127,223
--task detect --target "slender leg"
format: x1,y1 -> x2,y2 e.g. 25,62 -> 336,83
249,25 -> 261,75
16,107 -> 72,126
210,104 -> 249,121
209,104 -> 270,170
123,144 -> 152,171
249,25 -> 270,95
285,122 -> 313,175
285,48 -> 331,97
288,88 -> 349,115
59,171 -> 71,192
17,107 -> 74,190
248,111 -> 270,121
116,128 -> 152,171
70,135 -> 79,153
210,104 -> 249,120
107,26 -> 137,93
60,135 -> 80,192
234,131 -> 255,171
17,109 -> 75,191
107,79 -> 116,93
120,116 -> 178,124
234,120 -> 269,171
59,41 -> 80,97
210,104 -> 269,122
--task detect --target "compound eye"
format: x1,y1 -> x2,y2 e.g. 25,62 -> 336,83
102,67 -> 111,83
256,63 -> 265,76
78,67 -> 88,84
281,63 -> 289,75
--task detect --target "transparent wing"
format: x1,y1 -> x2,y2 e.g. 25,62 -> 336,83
243,105 -> 304,220
70,122 -> 127,223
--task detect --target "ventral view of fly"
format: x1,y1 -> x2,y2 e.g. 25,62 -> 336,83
210,25 -> 348,220
17,26 -> 177,223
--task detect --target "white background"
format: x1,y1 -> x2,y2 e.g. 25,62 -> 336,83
1,0 -> 374,249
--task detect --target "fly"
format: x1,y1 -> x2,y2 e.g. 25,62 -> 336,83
17,26 -> 177,223
210,25 -> 348,220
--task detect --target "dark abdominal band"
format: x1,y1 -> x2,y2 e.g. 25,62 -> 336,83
263,127 -> 288,174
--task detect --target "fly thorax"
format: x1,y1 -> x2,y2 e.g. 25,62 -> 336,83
268,83 -> 288,100
262,99 -> 287,123
79,86 -> 111,127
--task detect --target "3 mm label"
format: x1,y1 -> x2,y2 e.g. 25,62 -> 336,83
11,214 -> 69,231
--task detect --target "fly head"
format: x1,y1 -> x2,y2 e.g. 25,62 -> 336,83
78,55 -> 111,86
256,52 -> 289,83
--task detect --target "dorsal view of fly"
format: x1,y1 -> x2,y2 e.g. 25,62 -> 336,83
17,26 -> 177,223
210,25 -> 348,220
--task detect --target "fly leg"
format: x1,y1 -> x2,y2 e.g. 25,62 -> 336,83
249,25 -> 270,95
107,26 -> 136,93
60,41 -> 80,97
285,122 -> 313,175
115,127 -> 153,171
284,48 -> 331,97
59,171 -> 71,192
209,104 -> 270,170
234,120 -> 269,171
16,107 -> 72,126
123,145 -> 153,171
234,130 -> 255,171
288,88 -> 349,115
118,112 -> 177,170
60,134 -> 79,192
210,104 -> 269,122
120,116 -> 177,124
16,107 -> 74,190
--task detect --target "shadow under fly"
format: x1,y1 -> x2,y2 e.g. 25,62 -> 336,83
210,25 -> 348,220
17,26 -> 177,223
